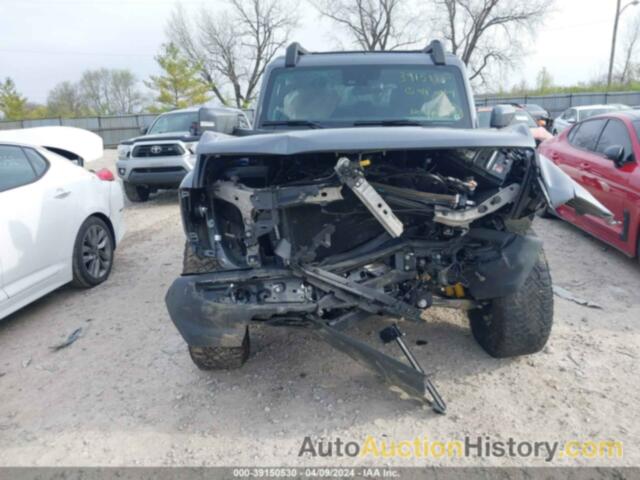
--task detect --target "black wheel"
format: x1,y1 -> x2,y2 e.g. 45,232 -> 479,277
182,242 -> 250,369
182,241 -> 219,274
469,251 -> 553,358
188,329 -> 250,370
123,181 -> 150,202
71,216 -> 114,288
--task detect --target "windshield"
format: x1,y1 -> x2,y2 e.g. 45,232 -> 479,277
148,112 -> 199,135
260,65 -> 471,128
512,111 -> 537,128
578,107 -> 617,121
524,104 -> 545,113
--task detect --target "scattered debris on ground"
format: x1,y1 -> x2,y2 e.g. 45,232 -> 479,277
49,328 -> 83,351
553,285 -> 603,309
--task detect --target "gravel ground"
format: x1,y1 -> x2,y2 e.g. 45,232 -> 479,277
0,150 -> 638,467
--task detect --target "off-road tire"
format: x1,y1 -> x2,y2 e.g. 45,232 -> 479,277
123,181 -> 150,202
188,329 -> 250,370
469,251 -> 553,358
182,241 -> 219,274
182,242 -> 250,369
71,216 -> 114,288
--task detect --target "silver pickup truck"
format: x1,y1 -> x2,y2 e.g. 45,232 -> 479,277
116,107 -> 250,202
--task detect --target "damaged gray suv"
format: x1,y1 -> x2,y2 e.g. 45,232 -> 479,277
165,41 -> 612,412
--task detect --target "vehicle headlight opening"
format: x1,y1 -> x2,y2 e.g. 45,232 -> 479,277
117,145 -> 131,160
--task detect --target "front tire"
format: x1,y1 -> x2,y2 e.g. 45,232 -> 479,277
123,181 -> 150,202
182,242 -> 250,369
469,251 -> 553,358
188,329 -> 250,370
71,216 -> 114,288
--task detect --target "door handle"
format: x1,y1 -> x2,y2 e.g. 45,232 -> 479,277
54,188 -> 71,199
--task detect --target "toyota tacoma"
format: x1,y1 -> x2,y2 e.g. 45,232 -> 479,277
116,107 -> 251,202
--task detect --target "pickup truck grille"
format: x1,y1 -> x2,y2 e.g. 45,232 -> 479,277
132,144 -> 184,157
131,167 -> 186,174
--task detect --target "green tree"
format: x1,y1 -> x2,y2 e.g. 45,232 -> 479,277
145,43 -> 210,111
0,78 -> 28,120
25,103 -> 49,120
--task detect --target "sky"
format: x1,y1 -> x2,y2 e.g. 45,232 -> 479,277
0,0 -> 634,104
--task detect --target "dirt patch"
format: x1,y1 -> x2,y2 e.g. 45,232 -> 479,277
0,151 -> 637,467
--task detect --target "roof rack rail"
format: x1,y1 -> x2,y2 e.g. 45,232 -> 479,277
284,40 -> 447,66
423,40 -> 446,65
285,42 -> 309,67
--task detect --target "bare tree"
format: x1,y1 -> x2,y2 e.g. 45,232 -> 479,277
110,70 -> 143,115
618,14 -> 640,84
434,0 -> 554,83
47,81 -> 87,117
79,68 -> 142,115
168,0 -> 297,108
313,0 -> 418,51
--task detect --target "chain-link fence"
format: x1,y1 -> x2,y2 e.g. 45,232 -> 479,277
475,91 -> 640,118
0,114 -> 157,147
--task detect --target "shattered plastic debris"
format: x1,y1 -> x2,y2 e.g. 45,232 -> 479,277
49,328 -> 83,351
553,286 -> 602,309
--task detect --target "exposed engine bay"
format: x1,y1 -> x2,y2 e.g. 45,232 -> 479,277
171,146 -> 546,412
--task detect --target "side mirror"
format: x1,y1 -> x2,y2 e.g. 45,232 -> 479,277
489,105 -> 516,129
198,107 -> 239,135
189,121 -> 201,137
567,117 -> 576,124
140,126 -> 148,135
603,145 -> 625,166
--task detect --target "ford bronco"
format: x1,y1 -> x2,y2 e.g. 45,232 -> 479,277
165,41 -> 612,412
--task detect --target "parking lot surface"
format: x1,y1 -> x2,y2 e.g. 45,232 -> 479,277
0,151 -> 638,467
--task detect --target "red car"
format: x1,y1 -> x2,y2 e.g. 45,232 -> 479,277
538,111 -> 640,258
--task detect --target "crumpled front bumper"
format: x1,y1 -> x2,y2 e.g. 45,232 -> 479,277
165,231 -> 546,348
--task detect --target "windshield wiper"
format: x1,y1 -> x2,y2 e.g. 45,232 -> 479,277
352,119 -> 424,127
262,120 -> 324,129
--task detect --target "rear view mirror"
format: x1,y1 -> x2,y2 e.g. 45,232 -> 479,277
603,145 -> 625,166
198,107 -> 239,135
489,105 -> 516,129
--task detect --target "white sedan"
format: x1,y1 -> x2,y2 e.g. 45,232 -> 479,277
0,127 -> 125,320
